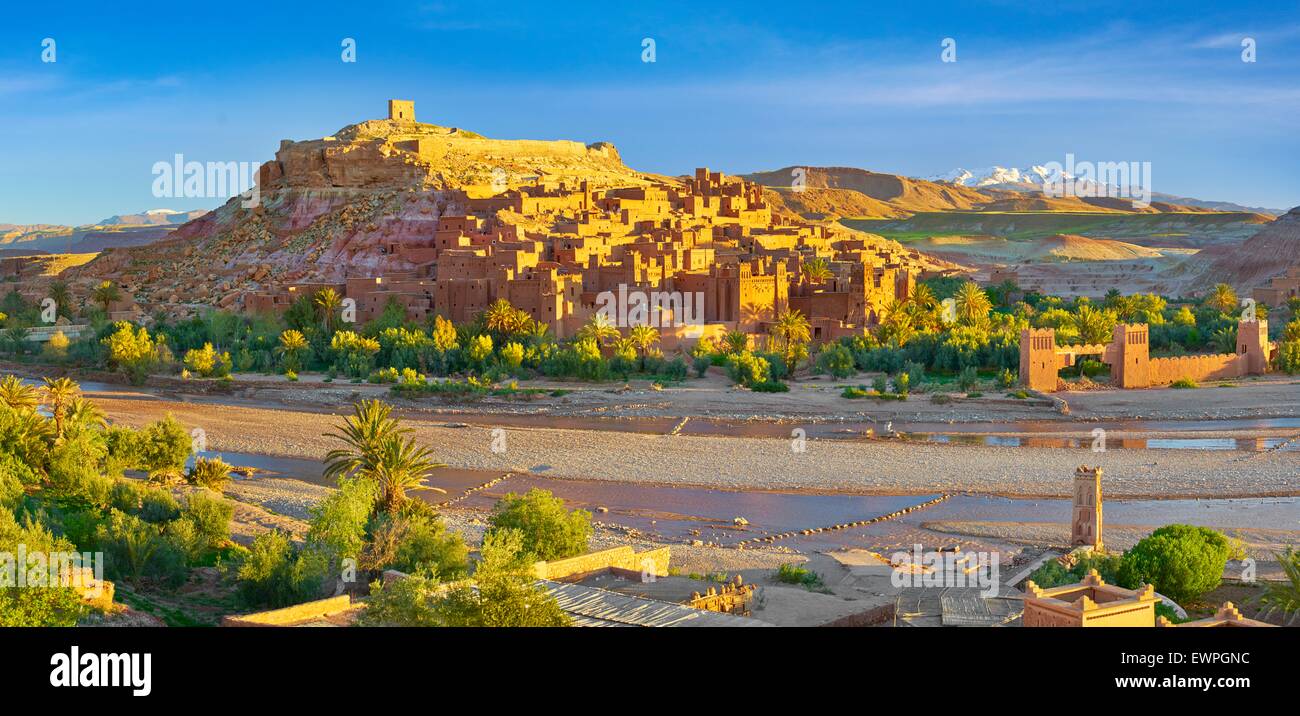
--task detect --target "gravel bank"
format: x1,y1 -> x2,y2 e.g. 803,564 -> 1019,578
97,397 -> 1300,499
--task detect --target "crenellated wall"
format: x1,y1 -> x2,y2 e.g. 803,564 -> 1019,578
1148,352 -> 1245,385
1021,319 -> 1270,392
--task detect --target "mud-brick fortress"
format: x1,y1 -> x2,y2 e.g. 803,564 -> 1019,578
244,100 -> 922,349
1020,319 -> 1273,392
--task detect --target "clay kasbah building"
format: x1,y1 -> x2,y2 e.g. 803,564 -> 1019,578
239,101 -> 920,351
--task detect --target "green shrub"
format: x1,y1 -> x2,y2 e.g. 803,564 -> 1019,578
0,511 -> 87,626
307,476 -> 378,559
138,488 -> 181,524
183,490 -> 234,548
434,528 -> 570,627
724,351 -> 771,388
1118,525 -> 1233,603
236,530 -> 331,608
135,416 -> 192,473
774,562 -> 824,590
751,380 -> 789,392
187,457 -> 232,490
816,344 -> 855,379
692,354 -> 711,378
487,488 -> 592,561
998,368 -> 1016,388
958,366 -> 980,392
0,451 -> 40,487
1170,378 -> 1198,389
358,573 -> 445,627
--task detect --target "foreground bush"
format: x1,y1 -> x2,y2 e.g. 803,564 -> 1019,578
236,530 -> 331,608
487,488 -> 591,561
360,529 -> 569,627
1117,525 -> 1233,603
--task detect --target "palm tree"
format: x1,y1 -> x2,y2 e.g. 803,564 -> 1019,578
65,397 -> 108,435
277,329 -> 309,372
1070,305 -> 1116,346
47,281 -> 72,319
368,434 -> 447,513
576,314 -> 620,347
91,280 -> 122,315
324,399 -> 410,482
721,330 -> 749,355
628,325 -> 659,366
1208,283 -> 1238,315
0,375 -> 39,410
800,257 -> 833,285
953,282 -> 992,327
42,377 -> 80,441
1212,326 -> 1238,354
483,299 -> 527,337
315,288 -> 343,334
769,310 -> 811,366
1260,548 -> 1300,626
909,283 -> 937,310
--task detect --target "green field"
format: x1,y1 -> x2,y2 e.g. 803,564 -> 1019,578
842,211 -> 1264,244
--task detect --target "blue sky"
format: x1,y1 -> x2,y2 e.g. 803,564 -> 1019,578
2,0 -> 1298,225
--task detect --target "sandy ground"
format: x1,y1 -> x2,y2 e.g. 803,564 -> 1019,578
95,394 -> 1300,499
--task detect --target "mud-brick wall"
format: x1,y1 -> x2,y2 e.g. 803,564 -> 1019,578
534,546 -> 672,581
1148,352 -> 1244,385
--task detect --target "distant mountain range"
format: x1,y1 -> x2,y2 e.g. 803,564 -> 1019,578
98,208 -> 209,226
927,165 -> 1284,216
0,209 -> 207,255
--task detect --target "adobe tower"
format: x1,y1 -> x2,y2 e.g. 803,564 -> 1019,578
388,99 -> 415,122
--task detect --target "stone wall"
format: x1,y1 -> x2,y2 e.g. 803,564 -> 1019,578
533,546 -> 672,581
221,595 -> 354,627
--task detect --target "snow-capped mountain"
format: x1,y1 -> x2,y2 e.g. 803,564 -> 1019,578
928,165 -> 1072,190
929,165 -> 1063,188
928,164 -> 1281,215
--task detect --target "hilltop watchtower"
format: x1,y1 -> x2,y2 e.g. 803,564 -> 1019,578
388,99 -> 415,122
